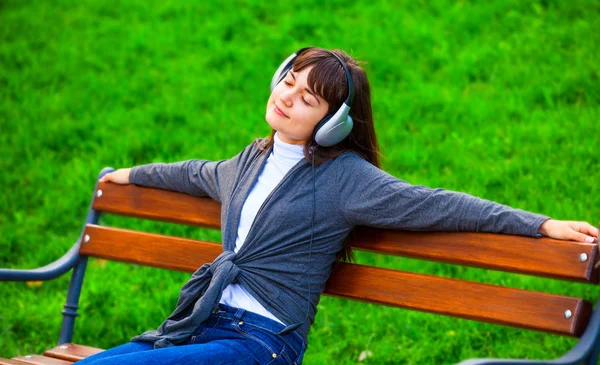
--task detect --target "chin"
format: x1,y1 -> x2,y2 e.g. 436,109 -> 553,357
265,110 -> 281,131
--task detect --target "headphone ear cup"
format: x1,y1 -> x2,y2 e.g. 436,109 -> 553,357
312,114 -> 332,138
313,104 -> 353,147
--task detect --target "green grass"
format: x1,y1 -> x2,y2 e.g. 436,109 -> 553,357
1,0 -> 599,363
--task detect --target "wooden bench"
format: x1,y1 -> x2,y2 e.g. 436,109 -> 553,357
1,168 -> 599,364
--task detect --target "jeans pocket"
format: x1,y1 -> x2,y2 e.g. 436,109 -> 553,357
190,316 -> 221,344
234,322 -> 289,364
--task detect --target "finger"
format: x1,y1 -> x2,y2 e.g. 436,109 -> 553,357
572,232 -> 595,243
574,222 -> 598,242
584,223 -> 599,239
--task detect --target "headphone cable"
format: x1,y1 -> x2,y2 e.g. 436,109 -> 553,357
278,146 -> 316,336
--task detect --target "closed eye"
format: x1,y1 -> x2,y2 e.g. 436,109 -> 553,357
283,79 -> 311,105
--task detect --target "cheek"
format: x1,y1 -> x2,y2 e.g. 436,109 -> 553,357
304,108 -> 327,126
268,85 -> 285,102
295,109 -> 324,132
267,87 -> 282,105
266,93 -> 275,107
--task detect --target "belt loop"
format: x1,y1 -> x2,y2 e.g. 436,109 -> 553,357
233,307 -> 246,322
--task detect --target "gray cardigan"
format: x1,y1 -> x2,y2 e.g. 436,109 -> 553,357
128,140 -> 549,348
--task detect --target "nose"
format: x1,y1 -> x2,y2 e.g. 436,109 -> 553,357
279,89 -> 293,107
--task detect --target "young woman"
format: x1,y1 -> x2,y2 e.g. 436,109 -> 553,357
79,47 -> 598,365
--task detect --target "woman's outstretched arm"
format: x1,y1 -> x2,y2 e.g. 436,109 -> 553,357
100,160 -> 228,201
98,142 -> 256,203
337,154 -> 598,243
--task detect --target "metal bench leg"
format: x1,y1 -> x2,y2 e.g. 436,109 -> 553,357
59,257 -> 89,344
57,168 -> 112,344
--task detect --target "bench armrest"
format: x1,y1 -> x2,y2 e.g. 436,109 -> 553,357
0,243 -> 81,281
459,356 -> 592,365
0,167 -> 113,282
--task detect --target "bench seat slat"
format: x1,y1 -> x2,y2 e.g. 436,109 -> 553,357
9,355 -> 73,365
78,225 -> 592,337
0,359 -> 30,365
44,344 -> 103,362
91,183 -> 599,282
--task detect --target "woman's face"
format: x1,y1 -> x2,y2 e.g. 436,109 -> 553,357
265,66 -> 330,145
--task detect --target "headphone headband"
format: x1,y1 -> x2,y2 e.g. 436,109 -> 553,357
328,52 -> 354,106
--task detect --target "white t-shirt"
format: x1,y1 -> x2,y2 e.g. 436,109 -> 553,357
219,133 -> 304,324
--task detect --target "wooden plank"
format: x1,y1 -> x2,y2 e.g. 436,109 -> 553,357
10,356 -> 73,365
325,262 -> 593,337
0,359 -> 28,365
351,227 -> 600,283
93,182 -> 221,229
78,225 -> 592,336
44,344 -> 103,362
90,184 -> 599,282
79,225 -> 223,272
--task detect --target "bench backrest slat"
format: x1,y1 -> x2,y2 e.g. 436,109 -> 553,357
78,224 -> 592,337
326,263 -> 592,337
93,184 -> 221,229
352,227 -> 599,283
92,183 -> 599,282
80,225 -> 222,272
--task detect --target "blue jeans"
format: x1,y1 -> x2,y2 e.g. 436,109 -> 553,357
74,304 -> 306,365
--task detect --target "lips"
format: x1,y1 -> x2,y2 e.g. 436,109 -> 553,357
274,105 -> 289,118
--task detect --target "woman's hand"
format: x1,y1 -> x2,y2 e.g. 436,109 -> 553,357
538,219 -> 598,243
98,168 -> 132,185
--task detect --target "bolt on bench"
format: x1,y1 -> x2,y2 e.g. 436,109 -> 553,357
1,168 -> 599,364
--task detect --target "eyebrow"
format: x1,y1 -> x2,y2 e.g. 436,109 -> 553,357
289,71 -> 321,105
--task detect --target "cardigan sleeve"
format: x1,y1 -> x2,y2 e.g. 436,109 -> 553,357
336,154 -> 550,237
128,144 -> 253,203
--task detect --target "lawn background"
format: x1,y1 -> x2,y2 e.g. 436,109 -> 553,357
1,0 -> 599,364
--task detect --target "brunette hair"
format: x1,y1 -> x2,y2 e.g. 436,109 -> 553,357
260,48 -> 381,262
